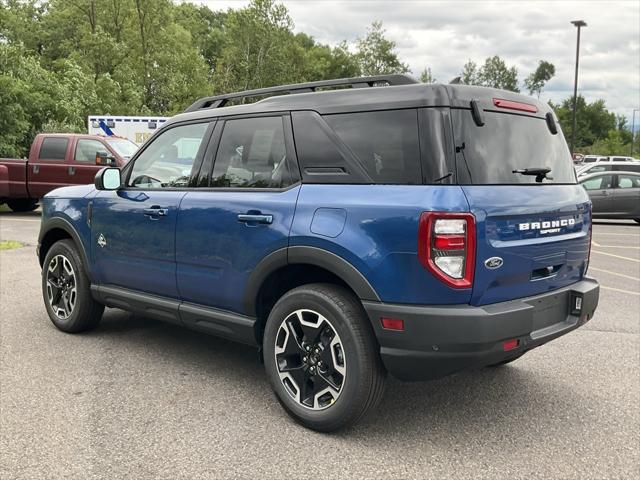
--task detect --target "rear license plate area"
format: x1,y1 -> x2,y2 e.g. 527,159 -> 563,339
530,291 -> 569,331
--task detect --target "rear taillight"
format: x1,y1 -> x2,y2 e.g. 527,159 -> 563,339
418,212 -> 476,289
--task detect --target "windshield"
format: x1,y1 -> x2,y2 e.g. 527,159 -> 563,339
452,110 -> 576,184
108,139 -> 139,159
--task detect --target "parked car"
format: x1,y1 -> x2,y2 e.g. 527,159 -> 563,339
581,155 -> 608,164
37,75 -> 600,431
607,155 -> 636,162
0,134 -> 137,212
576,160 -> 640,177
579,171 -> 640,222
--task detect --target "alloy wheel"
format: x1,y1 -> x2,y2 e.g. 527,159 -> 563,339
46,254 -> 77,320
274,309 -> 346,410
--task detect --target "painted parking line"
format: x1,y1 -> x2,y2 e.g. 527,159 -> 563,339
593,245 -> 640,249
593,232 -> 640,236
0,218 -> 40,223
600,286 -> 640,296
589,267 -> 640,281
591,250 -> 640,263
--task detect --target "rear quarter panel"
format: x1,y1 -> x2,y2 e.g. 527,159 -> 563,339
290,184 -> 472,304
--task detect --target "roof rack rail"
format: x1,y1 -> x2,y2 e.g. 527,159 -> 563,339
184,74 -> 419,112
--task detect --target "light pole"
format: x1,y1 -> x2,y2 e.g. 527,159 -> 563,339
570,20 -> 587,156
632,109 -> 639,157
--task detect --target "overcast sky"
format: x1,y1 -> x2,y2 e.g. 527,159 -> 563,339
196,0 -> 640,124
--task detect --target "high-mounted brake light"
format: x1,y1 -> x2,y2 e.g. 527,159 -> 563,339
418,212 -> 476,289
492,98 -> 538,113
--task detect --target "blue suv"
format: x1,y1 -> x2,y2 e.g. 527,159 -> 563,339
38,75 -> 600,431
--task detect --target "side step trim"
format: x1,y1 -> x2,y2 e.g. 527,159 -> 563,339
91,285 -> 257,345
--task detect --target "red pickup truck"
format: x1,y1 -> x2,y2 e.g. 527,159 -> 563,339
0,134 -> 137,211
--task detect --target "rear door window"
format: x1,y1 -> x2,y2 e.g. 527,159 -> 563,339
452,110 -> 576,184
323,109 -> 422,184
210,116 -> 297,188
616,174 -> 640,189
39,138 -> 68,160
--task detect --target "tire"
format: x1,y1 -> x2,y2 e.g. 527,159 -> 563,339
42,239 -> 104,333
7,198 -> 38,212
263,283 -> 386,432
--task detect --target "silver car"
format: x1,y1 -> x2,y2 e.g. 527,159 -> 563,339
580,171 -> 640,223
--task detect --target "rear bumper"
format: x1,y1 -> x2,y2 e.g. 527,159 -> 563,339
363,277 -> 599,381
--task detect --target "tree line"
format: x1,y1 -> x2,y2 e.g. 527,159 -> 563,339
0,0 -> 635,157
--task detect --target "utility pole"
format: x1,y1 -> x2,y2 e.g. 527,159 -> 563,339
632,109 -> 639,157
570,20 -> 587,156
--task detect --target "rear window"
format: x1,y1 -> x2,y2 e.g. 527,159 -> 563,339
39,137 -> 68,160
613,164 -> 640,173
323,110 -> 422,184
452,110 -> 576,184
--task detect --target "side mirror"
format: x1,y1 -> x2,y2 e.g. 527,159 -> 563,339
94,167 -> 122,190
96,151 -> 117,166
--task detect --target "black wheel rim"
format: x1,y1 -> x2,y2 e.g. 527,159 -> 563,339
46,254 -> 77,320
274,309 -> 346,410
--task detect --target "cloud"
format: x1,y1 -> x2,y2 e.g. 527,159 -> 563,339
195,0 -> 639,120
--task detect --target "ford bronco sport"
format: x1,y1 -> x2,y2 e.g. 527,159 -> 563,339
38,75 -> 600,431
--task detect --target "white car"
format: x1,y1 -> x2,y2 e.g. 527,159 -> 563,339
581,155 -> 608,164
607,155 -> 637,162
576,160 -> 640,177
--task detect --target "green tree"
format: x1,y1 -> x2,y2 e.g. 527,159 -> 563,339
524,60 -> 556,98
298,36 -> 361,81
420,67 -> 436,83
461,56 -> 519,92
551,96 -> 617,149
212,0 -> 296,94
356,21 -> 409,76
174,3 -> 227,72
0,43 -> 86,156
461,59 -> 479,85
478,55 -> 519,92
583,129 -> 628,156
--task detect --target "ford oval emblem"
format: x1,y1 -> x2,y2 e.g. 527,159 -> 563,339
484,257 -> 503,269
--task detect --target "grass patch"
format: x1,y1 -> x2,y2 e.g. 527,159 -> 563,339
0,204 -> 10,212
0,240 -> 24,250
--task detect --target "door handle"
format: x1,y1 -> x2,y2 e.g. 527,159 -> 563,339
237,213 -> 273,225
68,166 -> 76,175
143,206 -> 169,218
33,165 -> 39,174
601,190 -> 609,196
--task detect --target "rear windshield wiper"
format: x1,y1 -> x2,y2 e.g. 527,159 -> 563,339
512,167 -> 553,183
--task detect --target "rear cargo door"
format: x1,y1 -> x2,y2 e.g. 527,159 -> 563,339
452,107 -> 591,307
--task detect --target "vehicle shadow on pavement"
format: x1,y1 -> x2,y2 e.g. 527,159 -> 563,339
90,308 -> 588,439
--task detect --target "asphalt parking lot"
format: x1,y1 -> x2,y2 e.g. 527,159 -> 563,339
1,210 -> 638,479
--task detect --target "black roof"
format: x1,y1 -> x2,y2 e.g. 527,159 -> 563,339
168,76 -> 553,127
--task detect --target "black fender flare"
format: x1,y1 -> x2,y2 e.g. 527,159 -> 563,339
243,245 -> 380,316
38,217 -> 92,281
